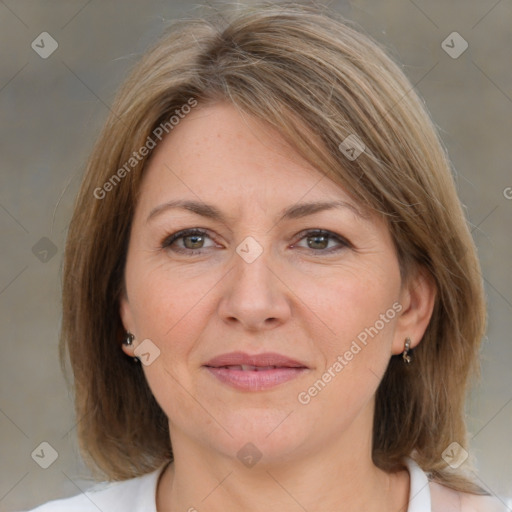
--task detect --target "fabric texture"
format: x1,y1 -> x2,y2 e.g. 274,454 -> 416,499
22,457 -> 507,511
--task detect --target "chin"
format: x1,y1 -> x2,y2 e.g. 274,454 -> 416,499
202,407 -> 316,465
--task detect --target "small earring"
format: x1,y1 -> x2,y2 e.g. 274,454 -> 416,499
402,337 -> 412,364
123,332 -> 139,363
124,332 -> 135,346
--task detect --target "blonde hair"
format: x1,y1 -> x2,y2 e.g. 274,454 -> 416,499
61,1 -> 488,494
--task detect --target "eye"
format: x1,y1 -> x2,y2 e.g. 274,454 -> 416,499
161,228 -> 351,256
161,228 -> 216,254
292,229 -> 351,253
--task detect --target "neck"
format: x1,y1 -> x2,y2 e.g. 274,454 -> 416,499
156,405 -> 410,512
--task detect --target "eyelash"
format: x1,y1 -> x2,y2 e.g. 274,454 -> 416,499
160,228 -> 351,256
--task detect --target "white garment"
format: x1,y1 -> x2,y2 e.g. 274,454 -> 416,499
22,457 -> 506,512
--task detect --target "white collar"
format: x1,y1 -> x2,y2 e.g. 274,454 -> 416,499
403,456 -> 431,511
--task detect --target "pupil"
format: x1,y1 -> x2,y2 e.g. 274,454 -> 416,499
185,235 -> 203,249
309,235 -> 327,249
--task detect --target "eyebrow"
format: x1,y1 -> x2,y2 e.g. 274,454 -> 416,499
146,199 -> 368,225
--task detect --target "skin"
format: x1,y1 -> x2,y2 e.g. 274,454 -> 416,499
120,101 -> 436,512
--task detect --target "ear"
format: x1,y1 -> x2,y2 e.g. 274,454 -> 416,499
119,292 -> 136,357
391,266 -> 437,355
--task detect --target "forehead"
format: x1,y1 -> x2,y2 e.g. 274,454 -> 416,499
147,102 -> 321,183
138,102 -> 364,214
137,102 -> 376,232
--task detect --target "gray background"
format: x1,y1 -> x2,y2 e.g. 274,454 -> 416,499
0,1 -> 511,511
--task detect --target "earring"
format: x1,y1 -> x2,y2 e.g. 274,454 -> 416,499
124,332 -> 134,346
123,332 -> 139,363
402,337 -> 412,364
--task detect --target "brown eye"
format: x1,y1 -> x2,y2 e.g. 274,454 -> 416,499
182,233 -> 206,249
293,230 -> 351,253
161,229 -> 214,254
307,233 -> 329,250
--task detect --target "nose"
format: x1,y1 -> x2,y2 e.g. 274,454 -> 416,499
217,246 -> 292,332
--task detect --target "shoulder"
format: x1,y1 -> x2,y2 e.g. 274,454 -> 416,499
23,466 -> 164,512
430,480 -> 509,512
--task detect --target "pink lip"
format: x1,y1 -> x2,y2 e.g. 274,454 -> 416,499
204,351 -> 309,391
205,351 -> 308,368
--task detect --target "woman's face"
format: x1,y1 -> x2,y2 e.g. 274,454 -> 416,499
120,102 -> 429,465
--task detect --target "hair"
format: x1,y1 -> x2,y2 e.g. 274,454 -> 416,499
60,1 -> 489,495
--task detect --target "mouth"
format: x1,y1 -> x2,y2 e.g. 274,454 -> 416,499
211,364 -> 296,371
203,352 -> 309,391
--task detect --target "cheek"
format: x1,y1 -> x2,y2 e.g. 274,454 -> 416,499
126,255 -> 215,342
298,261 -> 400,349
296,285 -> 399,427
299,271 -> 401,417
127,270 -> 212,419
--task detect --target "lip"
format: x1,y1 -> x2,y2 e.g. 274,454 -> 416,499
203,351 -> 309,391
205,351 -> 308,368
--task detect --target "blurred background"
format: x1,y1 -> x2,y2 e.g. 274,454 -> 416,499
0,1 -> 511,510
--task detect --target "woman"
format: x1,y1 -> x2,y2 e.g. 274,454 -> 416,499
25,3 -> 506,511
